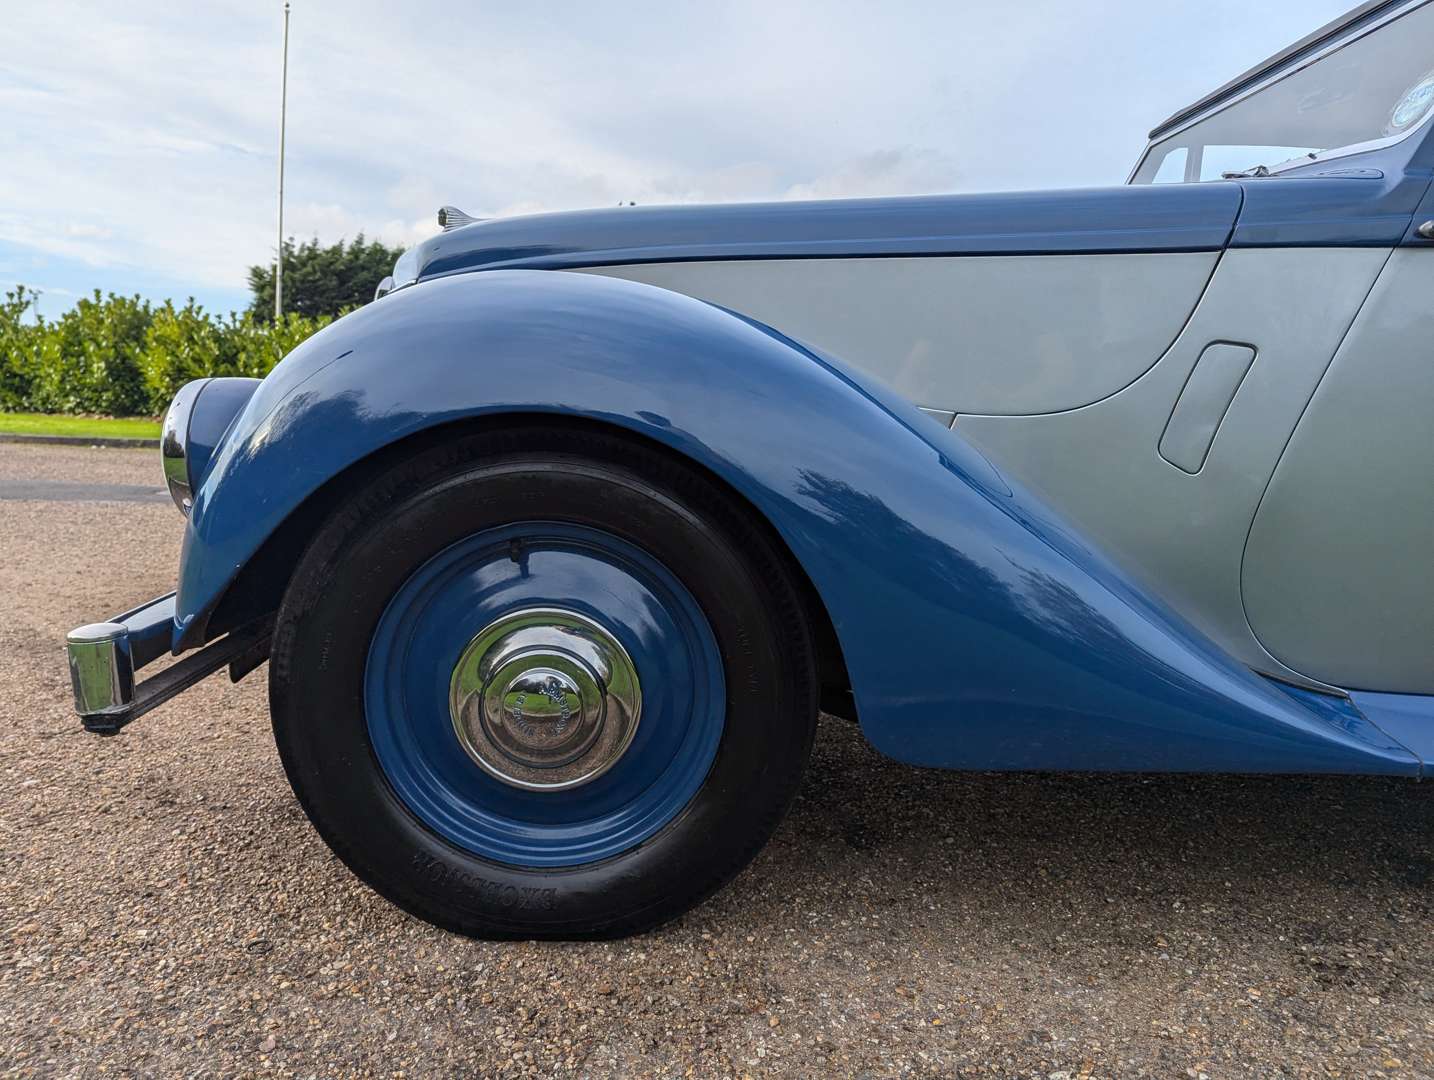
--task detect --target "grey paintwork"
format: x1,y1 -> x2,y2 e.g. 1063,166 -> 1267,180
1244,248 -> 1434,693
1158,343 -> 1256,474
956,248 -> 1391,688
574,254 -> 1217,415
574,245 -> 1425,692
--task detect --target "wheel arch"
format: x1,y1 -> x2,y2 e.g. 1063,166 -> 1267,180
208,411 -> 857,718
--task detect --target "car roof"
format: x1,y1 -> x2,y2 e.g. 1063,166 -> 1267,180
1148,0 -> 1419,140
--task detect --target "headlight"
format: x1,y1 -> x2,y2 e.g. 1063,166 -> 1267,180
160,377 -> 262,515
161,380 -> 207,513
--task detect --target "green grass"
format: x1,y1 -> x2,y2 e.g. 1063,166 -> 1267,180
0,411 -> 161,439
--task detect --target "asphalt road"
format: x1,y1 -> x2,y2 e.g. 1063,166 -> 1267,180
3,442 -> 1434,1078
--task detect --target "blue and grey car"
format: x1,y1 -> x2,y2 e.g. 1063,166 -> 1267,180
67,1 -> 1434,937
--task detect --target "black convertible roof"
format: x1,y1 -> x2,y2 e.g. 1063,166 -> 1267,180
1148,0 -> 1416,140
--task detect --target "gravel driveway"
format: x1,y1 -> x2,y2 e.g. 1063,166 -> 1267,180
3,443 -> 1433,1078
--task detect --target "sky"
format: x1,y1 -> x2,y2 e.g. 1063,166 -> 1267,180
1,1 -> 1352,320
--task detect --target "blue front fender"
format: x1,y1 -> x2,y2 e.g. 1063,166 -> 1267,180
179,269 -> 1417,775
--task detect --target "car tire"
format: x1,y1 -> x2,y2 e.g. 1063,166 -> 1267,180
268,423 -> 817,938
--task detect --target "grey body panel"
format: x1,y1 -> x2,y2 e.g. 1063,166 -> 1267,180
574,254 -> 1217,415
574,246 -> 1408,690
1243,249 -> 1434,693
1159,343 -> 1256,474
956,248 -> 1391,688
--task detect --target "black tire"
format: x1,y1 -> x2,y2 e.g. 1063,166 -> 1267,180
268,424 -> 817,938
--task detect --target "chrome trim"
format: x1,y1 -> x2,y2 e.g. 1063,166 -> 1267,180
67,622 -> 134,717
1128,0 -> 1430,184
160,378 -> 210,515
449,607 -> 642,791
918,405 -> 956,428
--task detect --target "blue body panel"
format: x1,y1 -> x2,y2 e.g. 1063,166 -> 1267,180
114,591 -> 177,669
409,153 -> 1429,294
1230,152 -> 1432,248
413,184 -> 1242,280
185,378 -> 262,487
1350,691 -> 1434,766
175,270 -> 1420,776
1232,174 -> 1428,246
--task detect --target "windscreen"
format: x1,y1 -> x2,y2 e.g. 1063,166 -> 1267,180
1133,2 -> 1434,183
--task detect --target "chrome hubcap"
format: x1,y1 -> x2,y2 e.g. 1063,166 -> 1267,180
449,608 -> 641,790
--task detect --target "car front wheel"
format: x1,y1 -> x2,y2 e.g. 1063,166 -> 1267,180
268,424 -> 817,938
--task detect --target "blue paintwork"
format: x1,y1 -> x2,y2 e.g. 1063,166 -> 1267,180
410,184 -> 1241,282
365,523 -> 724,866
111,591 -> 177,669
1401,162 -> 1434,243
1349,691 -> 1434,768
407,152 -> 1428,295
173,269 -> 1421,776
1271,682 -> 1420,764
186,378 -> 261,491
1230,144 -> 1433,248
1232,173 -> 1428,247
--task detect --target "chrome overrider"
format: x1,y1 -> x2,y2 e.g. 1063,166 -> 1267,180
66,593 -> 179,732
67,621 -> 136,718
449,608 -> 642,790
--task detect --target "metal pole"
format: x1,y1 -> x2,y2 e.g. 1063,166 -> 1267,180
275,1 -> 290,321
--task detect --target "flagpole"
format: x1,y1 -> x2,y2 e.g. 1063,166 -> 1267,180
275,2 -> 290,321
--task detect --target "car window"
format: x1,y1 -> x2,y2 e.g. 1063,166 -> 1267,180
1149,146 -> 1189,183
1133,1 -> 1434,182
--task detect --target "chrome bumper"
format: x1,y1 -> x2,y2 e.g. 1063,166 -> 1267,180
66,593 -> 270,734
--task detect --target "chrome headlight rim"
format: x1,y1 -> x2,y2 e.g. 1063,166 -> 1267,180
160,378 -> 211,516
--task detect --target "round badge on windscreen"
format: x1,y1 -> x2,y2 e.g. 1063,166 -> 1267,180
1387,70 -> 1434,135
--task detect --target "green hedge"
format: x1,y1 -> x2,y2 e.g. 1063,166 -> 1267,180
0,285 -> 334,417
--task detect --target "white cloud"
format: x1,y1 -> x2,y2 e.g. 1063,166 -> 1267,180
0,0 -> 1353,304
0,212 -> 121,268
284,201 -> 440,249
64,223 -> 114,240
783,149 -> 962,201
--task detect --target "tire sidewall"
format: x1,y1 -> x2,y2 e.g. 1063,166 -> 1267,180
270,434 -> 814,937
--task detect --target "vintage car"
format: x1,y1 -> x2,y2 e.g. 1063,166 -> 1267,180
67,0 -> 1434,938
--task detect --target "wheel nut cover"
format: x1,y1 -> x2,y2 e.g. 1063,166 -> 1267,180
450,608 -> 641,790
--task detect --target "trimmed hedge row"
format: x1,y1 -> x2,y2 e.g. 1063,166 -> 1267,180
0,286 -> 333,417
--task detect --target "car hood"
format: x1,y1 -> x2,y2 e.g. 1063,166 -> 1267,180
406,184 -> 1241,283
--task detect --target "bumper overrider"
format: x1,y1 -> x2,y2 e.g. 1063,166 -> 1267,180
65,376 -> 269,734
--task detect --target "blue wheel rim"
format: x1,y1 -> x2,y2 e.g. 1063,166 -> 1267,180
364,522 -> 725,867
